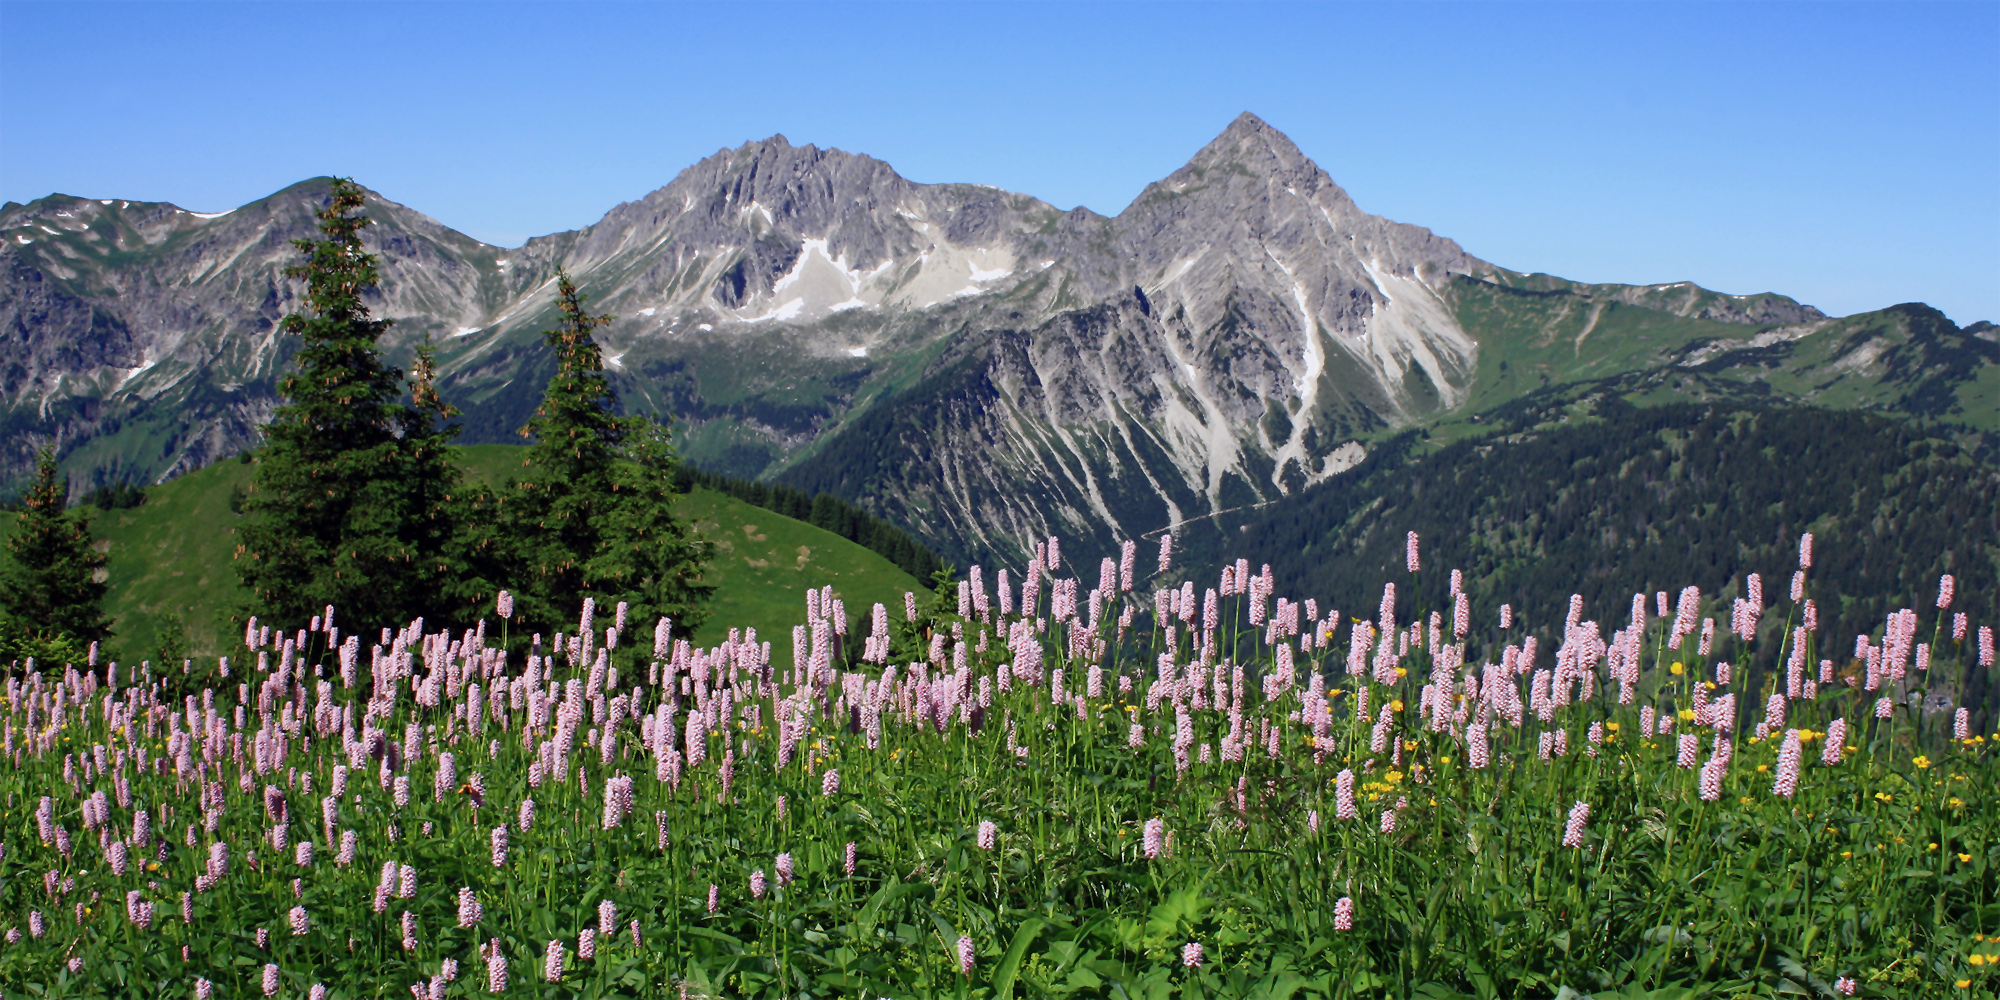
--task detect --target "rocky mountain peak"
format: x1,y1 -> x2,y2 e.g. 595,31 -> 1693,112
1175,111 -> 1310,176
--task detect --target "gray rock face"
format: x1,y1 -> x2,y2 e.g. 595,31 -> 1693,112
5,113 -> 1889,567
0,183 -> 505,483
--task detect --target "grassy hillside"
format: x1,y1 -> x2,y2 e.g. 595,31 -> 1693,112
454,445 -> 921,656
4,445 -> 919,668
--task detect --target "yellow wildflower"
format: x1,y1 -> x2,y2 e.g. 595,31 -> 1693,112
1914,755 -> 1932,769
1670,662 -> 1685,675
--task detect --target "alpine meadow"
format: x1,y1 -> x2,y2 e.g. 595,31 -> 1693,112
1,109 -> 1996,1000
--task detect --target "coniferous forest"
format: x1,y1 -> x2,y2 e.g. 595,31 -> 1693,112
1181,398 -> 2000,729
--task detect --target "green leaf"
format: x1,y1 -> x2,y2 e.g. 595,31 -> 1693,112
853,875 -> 910,941
990,917 -> 1046,999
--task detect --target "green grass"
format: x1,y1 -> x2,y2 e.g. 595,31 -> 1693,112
73,453 -> 257,662
5,445 -> 917,666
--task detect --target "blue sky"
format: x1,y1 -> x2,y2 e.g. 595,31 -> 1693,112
2,1 -> 1994,323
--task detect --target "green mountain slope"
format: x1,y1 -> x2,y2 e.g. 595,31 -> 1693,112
1447,287 -> 1999,434
3,446 -> 919,667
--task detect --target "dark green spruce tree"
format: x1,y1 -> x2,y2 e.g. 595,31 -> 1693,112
493,271 -> 713,635
236,178 -> 474,632
0,447 -> 110,665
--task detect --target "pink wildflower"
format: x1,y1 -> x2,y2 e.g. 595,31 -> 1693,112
1822,719 -> 1847,766
1699,758 -> 1725,801
1561,800 -> 1590,848
1772,730 -> 1801,798
486,939 -> 508,993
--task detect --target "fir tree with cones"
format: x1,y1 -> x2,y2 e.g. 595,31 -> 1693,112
484,271 -> 713,636
236,178 -> 476,630
0,447 -> 110,665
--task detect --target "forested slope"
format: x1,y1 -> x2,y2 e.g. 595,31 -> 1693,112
1179,400 -> 2000,724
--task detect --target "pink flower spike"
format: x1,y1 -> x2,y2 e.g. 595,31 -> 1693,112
1561,800 -> 1590,848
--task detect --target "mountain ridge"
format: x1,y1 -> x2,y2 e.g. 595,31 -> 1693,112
2,114 -> 1987,568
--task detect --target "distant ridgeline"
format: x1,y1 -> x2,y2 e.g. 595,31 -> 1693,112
1180,399 -> 2000,728
673,464 -> 946,584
